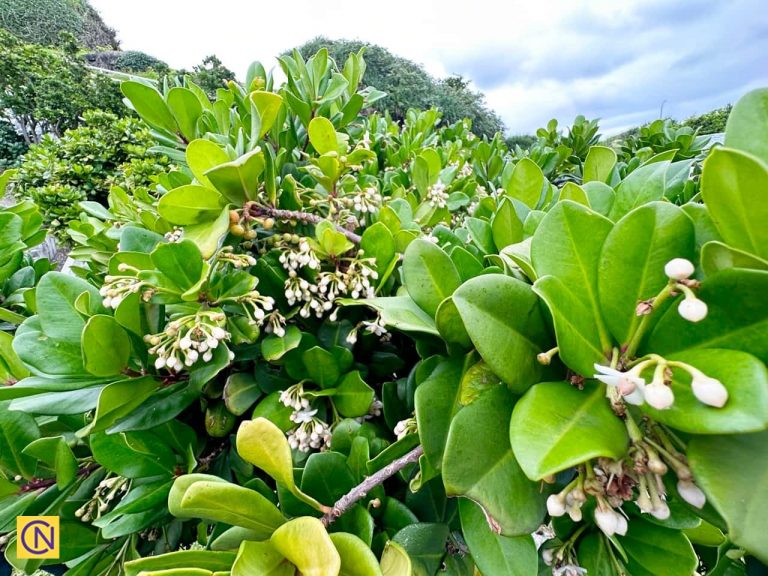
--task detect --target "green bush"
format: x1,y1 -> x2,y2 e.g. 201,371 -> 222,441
681,104 -> 731,135
14,110 -> 170,232
0,120 -> 27,170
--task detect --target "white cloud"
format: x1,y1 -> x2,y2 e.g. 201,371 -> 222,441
89,0 -> 768,135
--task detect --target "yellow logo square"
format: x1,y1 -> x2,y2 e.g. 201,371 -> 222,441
16,516 -> 60,559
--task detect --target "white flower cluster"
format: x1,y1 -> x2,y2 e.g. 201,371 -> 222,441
279,238 -> 321,273
263,310 -> 287,338
99,263 -> 148,309
217,250 -> 257,268
75,475 -> 127,523
351,186 -> 382,214
279,383 -> 331,452
238,290 -> 276,326
279,382 -> 310,411
459,162 -> 473,178
427,181 -> 449,208
145,312 -> 233,371
594,357 -> 728,411
164,228 -> 183,243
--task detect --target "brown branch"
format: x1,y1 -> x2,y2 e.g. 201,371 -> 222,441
321,444 -> 423,527
19,463 -> 100,493
246,204 -> 362,244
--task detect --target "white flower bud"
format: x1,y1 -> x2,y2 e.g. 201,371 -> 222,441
691,374 -> 728,408
154,356 -> 166,370
542,548 -> 554,566
594,506 -> 619,536
614,512 -> 628,536
547,494 -> 567,517
651,501 -> 670,520
677,480 -> 706,509
664,258 -> 695,280
678,298 -> 708,322
644,383 -> 675,410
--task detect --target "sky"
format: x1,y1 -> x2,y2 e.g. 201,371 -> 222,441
89,0 -> 768,136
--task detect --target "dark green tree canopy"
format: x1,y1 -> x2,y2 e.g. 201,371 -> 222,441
292,37 -> 504,138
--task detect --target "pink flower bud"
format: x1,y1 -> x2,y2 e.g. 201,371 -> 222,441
664,258 -> 695,280
678,298 -> 708,322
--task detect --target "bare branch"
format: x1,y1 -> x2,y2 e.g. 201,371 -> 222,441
246,204 -> 362,244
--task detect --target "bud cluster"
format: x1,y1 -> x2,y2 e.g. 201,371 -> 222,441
427,181 -> 449,208
286,408 -> 331,452
75,475 -> 128,523
145,311 -> 233,371
348,186 -> 383,214
394,416 -> 418,440
99,263 -> 151,309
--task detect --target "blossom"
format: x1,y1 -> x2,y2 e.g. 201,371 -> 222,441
546,494 -> 566,517
678,297 -> 708,322
664,258 -> 695,280
427,182 -> 449,208
593,364 -> 646,405
594,504 -> 621,537
677,480 -> 706,509
690,371 -> 728,408
644,382 -> 675,410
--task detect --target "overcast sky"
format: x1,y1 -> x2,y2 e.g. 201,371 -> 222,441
90,0 -> 768,136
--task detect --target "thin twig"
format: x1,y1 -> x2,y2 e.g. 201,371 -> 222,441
19,463 -> 100,493
321,444 -> 424,526
246,204 -> 362,244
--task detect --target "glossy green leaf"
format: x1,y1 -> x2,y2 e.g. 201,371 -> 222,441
124,551 -> 237,576
505,158 -> 543,208
90,430 -> 175,478
510,381 -> 628,480
205,147 -> 266,204
0,406 -> 39,478
380,541 -> 412,576
261,325 -> 302,361
415,358 -> 463,471
459,499 -> 537,576
724,87 -> 768,165
151,240 -> 205,293
186,139 -> 230,189
309,117 -> 339,155
232,541 -> 293,576
184,206 -> 231,259
402,239 -> 462,317
333,371 -> 375,417
584,146 -> 617,183
84,377 -> 158,434
81,315 -> 131,377
621,518 -> 698,576
122,82 -> 178,133
453,275 -> 549,392
392,523 -> 448,576
271,517 -> 341,576
158,185 -> 226,225
609,160 -> 671,220
444,387 -> 545,535
167,87 -> 203,141
559,182 -> 590,206
491,198 -> 524,250
303,346 -> 341,389
435,297 -> 472,350
348,297 -> 438,336
330,533 -> 384,576
236,418 -> 323,510
224,372 -> 262,416
598,202 -> 695,344
35,272 -> 102,341
688,429 -> 768,562
701,240 -> 768,275
577,533 -> 614,576
701,147 -> 768,260
250,91 -> 284,139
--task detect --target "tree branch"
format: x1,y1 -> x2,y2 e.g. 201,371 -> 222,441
246,204 -> 362,244
321,444 -> 423,527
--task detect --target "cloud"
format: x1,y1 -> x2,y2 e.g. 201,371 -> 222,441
89,0 -> 768,135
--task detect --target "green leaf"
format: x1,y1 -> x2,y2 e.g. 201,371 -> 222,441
224,372 -> 262,416
186,139 -> 230,189
36,272 -> 102,342
303,346 -> 341,389
583,181 -> 615,217
13,317 -> 88,376
531,201 -> 613,375
167,87 -> 203,141
232,541 -> 293,576
309,117 -> 339,155
301,451 -> 356,504
444,387 -> 545,535
158,185 -> 226,226
347,297 -> 438,336
330,533 -> 383,576
333,371 -> 375,418
583,146 -> 617,183
559,182 -> 590,206
122,81 -> 178,133
724,87 -> 768,165
509,381 -> 628,480
205,147 -> 266,204
459,499 -> 537,576
644,268 -> 768,364
151,240 -> 205,293
435,297 -> 472,350
360,223 -> 396,281
453,275 -> 549,392
22,436 -> 77,488
415,357 -> 464,472
0,406 -> 39,478
250,91 -> 284,139
125,551 -> 237,576
688,429 -> 768,562
392,523 -> 449,576
236,418 -> 324,510
639,349 -> 768,434
261,325 -> 302,361
701,240 -> 768,275
90,430 -> 175,478
505,158 -> 543,208
84,377 -> 159,434
701,147 -> 768,260
609,160 -> 671,220
621,518 -> 698,576
598,202 -> 695,344
402,239 -> 462,317
271,517 -> 341,576
380,542 -> 412,576
168,474 -> 285,536
577,533 -> 615,576
491,198 -> 524,250
184,206 -> 231,259
81,315 -> 131,377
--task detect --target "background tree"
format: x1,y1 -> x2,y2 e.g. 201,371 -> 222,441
292,37 -> 505,138
191,54 -> 237,97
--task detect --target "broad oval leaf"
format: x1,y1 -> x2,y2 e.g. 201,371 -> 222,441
270,517 -> 341,576
121,81 -> 178,134
81,315 -> 131,377
724,87 -> 768,165
157,185 -> 226,226
402,239 -> 462,318
583,146 -> 617,184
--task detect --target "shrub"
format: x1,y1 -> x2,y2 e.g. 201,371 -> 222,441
0,120 -> 27,170
14,110 -> 170,232
0,46 -> 766,576
681,104 -> 731,135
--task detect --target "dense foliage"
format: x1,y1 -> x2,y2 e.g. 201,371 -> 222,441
0,120 -> 28,170
13,110 -> 171,233
0,29 -> 123,144
0,44 -> 767,576
0,0 -> 118,49
681,105 -> 732,135
294,37 -> 504,139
